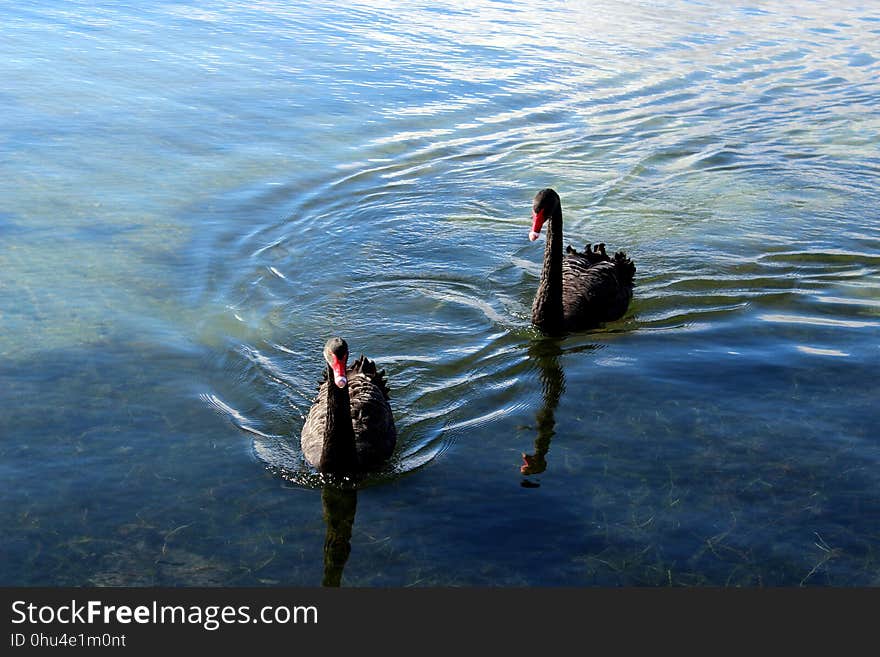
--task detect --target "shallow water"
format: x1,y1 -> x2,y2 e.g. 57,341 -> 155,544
2,0 -> 879,586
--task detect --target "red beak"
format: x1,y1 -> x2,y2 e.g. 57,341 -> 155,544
330,354 -> 348,388
529,208 -> 546,241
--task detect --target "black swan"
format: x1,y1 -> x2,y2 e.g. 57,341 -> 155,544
528,188 -> 635,334
301,337 -> 397,475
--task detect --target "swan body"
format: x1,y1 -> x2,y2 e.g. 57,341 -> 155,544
529,188 -> 635,334
301,338 -> 397,475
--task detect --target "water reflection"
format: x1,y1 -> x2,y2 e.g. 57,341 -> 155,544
320,486 -> 358,587
520,338 -> 566,487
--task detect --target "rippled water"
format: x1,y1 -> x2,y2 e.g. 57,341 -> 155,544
2,0 -> 879,586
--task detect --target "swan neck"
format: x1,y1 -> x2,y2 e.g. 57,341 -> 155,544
320,365 -> 358,474
532,207 -> 564,333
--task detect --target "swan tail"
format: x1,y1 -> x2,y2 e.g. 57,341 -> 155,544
351,354 -> 392,399
566,242 -> 612,265
613,250 -> 636,286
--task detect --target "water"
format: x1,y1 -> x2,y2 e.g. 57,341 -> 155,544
2,0 -> 878,586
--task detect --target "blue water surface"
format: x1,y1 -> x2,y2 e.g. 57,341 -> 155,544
1,0 -> 879,586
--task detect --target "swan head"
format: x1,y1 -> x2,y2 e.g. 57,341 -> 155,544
323,337 -> 349,388
529,188 -> 560,241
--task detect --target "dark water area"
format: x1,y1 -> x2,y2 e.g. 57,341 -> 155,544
1,0 -> 879,586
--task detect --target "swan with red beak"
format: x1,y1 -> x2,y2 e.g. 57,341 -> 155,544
527,188 -> 636,334
301,337 -> 397,475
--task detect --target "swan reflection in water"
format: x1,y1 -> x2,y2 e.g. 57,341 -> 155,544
320,484 -> 358,587
298,336 -> 395,586
520,338 -> 567,487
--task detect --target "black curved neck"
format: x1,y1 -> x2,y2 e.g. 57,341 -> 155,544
320,365 -> 357,474
532,206 -> 564,334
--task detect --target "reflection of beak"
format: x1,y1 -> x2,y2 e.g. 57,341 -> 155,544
520,452 -> 546,475
330,355 -> 348,388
